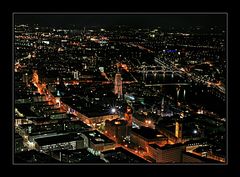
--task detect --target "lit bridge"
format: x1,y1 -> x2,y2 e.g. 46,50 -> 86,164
145,83 -> 190,86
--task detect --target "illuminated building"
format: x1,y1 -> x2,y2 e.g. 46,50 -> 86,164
175,113 -> 184,142
131,127 -> 168,151
114,73 -> 122,98
148,143 -> 185,163
60,97 -> 119,125
105,119 -> 128,143
124,105 -> 133,135
83,130 -> 115,152
175,121 -> 182,139
35,133 -> 85,152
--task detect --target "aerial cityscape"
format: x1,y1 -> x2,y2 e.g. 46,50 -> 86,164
14,13 -> 227,164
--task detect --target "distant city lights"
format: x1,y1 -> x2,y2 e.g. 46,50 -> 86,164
14,17 -> 226,164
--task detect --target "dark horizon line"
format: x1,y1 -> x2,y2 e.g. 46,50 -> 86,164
14,14 -> 226,29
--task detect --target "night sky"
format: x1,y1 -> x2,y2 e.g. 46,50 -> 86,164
14,13 -> 226,29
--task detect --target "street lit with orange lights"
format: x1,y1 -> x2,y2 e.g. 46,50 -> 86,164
14,14 -> 226,164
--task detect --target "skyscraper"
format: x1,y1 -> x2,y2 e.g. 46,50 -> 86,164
114,73 -> 122,99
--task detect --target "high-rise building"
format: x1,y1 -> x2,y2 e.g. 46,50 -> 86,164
114,73 -> 122,98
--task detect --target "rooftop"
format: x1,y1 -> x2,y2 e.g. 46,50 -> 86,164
131,126 -> 166,140
21,119 -> 91,135
183,152 -> 221,163
149,143 -> 161,149
106,118 -> 128,127
149,143 -> 184,150
83,130 -> 115,145
52,149 -> 105,163
15,103 -> 38,117
103,147 -> 148,163
14,150 -> 60,163
35,133 -> 83,146
61,97 -> 115,118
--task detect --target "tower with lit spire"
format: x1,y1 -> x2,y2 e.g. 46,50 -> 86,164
114,68 -> 123,99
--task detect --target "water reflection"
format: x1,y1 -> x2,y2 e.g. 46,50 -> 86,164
138,72 -> 225,117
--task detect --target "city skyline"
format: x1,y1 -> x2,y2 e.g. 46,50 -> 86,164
13,13 -> 227,164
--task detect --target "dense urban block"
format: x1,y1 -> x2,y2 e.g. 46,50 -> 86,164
14,14 -> 226,164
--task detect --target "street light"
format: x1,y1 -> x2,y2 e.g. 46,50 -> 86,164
111,108 -> 116,114
193,130 -> 198,134
145,120 -> 152,125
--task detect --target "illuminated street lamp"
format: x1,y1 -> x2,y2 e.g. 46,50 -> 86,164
111,108 -> 116,114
